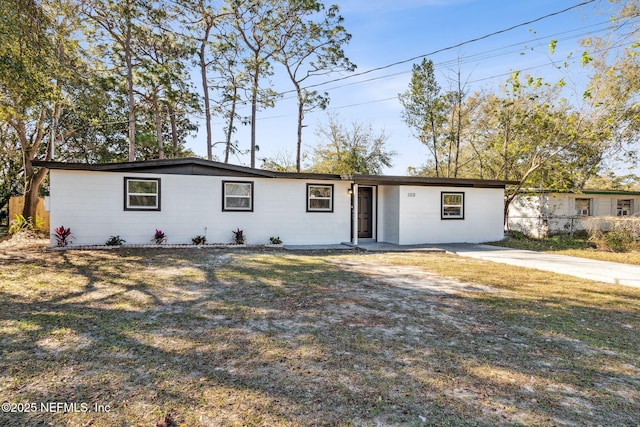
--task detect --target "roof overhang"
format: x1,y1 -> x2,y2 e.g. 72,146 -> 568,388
33,158 -> 276,178
351,174 -> 515,188
33,158 -> 515,189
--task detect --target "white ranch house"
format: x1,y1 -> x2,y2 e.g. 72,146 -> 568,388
507,189 -> 640,238
35,158 -> 511,247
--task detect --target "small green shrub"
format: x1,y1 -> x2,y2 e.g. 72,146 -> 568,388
9,214 -> 35,235
602,230 -> 635,252
105,235 -> 126,246
510,230 -> 526,240
571,230 -> 590,239
192,235 -> 207,245
585,217 -> 640,252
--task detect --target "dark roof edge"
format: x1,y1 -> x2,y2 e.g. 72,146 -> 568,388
33,159 -> 514,188
351,174 -> 516,188
33,158 -> 277,178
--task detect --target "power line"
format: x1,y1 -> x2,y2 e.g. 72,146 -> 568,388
297,0 -> 598,93
207,17 -> 617,123
200,0 -> 632,130
204,0 -> 602,119
317,19 -> 614,95
309,38 -> 635,116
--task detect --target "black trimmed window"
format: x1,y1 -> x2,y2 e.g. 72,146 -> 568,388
124,177 -> 161,211
441,192 -> 464,219
223,181 -> 253,211
307,184 -> 334,212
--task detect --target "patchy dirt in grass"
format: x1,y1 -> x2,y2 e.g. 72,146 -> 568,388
0,235 -> 49,258
328,256 -> 496,295
0,239 -> 639,426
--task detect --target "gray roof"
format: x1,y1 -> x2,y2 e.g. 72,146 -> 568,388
33,158 -> 514,188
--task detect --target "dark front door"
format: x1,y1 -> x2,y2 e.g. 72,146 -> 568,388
358,187 -> 373,238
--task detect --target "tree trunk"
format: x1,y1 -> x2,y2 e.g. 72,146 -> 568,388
503,123 -> 510,181
250,70 -> 259,168
168,103 -> 178,156
199,32 -> 212,161
429,115 -> 439,177
152,93 -> 164,159
296,87 -> 304,172
23,167 -> 48,220
453,101 -> 462,178
125,9 -> 136,161
453,69 -> 463,178
12,110 -> 50,220
225,87 -> 238,163
447,110 -> 453,178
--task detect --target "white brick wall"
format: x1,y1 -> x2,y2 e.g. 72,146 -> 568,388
49,170 -> 351,246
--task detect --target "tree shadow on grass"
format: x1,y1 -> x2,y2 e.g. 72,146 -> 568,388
0,248 -> 638,426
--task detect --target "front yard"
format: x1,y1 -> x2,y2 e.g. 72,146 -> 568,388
1,240 -> 638,426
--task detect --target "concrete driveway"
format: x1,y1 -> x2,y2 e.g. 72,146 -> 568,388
286,241 -> 640,288
435,243 -> 640,288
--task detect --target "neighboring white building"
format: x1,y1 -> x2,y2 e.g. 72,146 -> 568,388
35,158 -> 511,247
507,189 -> 640,238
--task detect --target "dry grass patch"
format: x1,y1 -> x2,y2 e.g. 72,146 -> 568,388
0,240 -> 638,426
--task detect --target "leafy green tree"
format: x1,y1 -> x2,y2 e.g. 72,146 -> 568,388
82,0 -> 153,161
51,72 -> 129,163
579,0 -> 640,167
399,59 -> 447,176
441,64 -> 473,178
224,0 -> 283,168
400,58 -> 474,178
176,0 -> 233,161
540,0 -> 640,186
134,20 -> 200,159
585,172 -> 640,190
0,0 -> 82,220
274,1 -> 355,172
179,0 -> 218,161
466,73 -> 609,219
84,0 -> 199,161
308,115 -> 395,175
0,124 -> 23,214
209,28 -> 252,163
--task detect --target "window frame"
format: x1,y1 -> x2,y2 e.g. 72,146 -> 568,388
124,177 -> 161,211
222,180 -> 254,212
307,183 -> 334,213
575,198 -> 592,216
617,199 -> 632,216
441,191 -> 464,220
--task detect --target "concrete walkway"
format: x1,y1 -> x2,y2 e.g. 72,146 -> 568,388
435,243 -> 640,288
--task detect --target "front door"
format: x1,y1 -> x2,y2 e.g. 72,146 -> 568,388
358,187 -> 373,238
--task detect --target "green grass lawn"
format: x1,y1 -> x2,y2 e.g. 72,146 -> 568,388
1,240 -> 639,426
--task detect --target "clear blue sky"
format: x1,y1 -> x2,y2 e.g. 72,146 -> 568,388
187,0 -> 619,174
